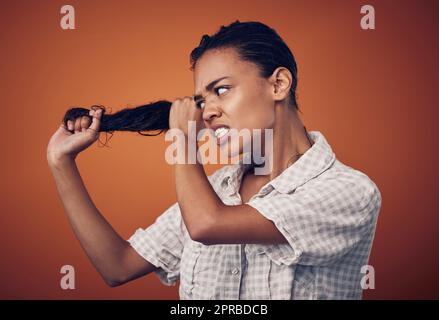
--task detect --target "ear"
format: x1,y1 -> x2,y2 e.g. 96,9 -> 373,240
268,67 -> 293,102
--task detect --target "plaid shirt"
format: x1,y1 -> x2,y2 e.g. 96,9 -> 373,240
128,131 -> 381,299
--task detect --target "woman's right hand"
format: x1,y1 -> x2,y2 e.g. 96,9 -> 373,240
47,107 -> 103,164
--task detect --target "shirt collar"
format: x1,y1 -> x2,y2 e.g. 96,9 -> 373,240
219,131 -> 336,195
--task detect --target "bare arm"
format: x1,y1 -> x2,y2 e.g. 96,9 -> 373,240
48,154 -> 157,287
169,97 -> 287,245
175,160 -> 287,245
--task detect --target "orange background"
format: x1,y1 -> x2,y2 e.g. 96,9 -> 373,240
0,0 -> 438,299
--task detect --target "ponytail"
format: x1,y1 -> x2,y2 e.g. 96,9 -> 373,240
62,100 -> 172,136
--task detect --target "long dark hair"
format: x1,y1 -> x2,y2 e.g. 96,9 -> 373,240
62,100 -> 172,136
62,21 -> 298,137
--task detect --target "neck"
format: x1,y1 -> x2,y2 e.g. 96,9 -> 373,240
261,104 -> 312,180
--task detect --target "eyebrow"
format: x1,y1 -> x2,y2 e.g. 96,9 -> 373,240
193,76 -> 231,102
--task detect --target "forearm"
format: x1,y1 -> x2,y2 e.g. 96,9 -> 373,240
175,159 -> 223,240
174,160 -> 288,245
168,99 -> 287,245
48,155 -> 130,284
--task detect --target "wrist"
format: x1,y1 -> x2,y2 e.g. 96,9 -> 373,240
47,152 -> 76,168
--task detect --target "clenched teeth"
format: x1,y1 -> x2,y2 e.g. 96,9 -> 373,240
214,127 -> 230,138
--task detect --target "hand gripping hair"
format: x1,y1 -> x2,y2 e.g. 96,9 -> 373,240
61,100 -> 172,138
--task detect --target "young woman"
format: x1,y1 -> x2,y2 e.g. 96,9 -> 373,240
47,21 -> 381,299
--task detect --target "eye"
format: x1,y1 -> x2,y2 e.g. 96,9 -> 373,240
196,101 -> 206,109
196,86 -> 230,109
215,86 -> 229,95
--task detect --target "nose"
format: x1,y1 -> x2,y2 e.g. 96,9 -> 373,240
202,100 -> 222,122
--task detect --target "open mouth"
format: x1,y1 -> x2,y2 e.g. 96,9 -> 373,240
214,126 -> 230,139
211,126 -> 230,145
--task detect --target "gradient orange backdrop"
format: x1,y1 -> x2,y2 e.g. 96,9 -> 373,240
0,0 -> 438,299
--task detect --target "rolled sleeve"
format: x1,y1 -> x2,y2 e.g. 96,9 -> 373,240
247,176 -> 381,266
127,202 -> 185,286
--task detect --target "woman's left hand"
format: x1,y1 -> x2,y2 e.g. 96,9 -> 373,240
169,96 -> 205,137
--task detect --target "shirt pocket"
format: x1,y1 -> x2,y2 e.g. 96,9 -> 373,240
179,240 -> 222,299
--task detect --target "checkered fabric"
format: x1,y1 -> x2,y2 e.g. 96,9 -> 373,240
127,131 -> 381,299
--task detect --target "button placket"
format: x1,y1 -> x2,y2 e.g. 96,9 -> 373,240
183,241 -> 202,295
231,267 -> 240,275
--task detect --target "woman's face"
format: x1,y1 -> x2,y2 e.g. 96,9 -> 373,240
193,47 -> 275,159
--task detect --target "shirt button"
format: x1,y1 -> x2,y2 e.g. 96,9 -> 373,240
231,268 -> 240,275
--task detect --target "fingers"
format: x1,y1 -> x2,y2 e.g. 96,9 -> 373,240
74,117 -> 81,133
173,96 -> 198,109
64,107 -> 103,134
67,120 -> 74,131
174,96 -> 194,103
183,96 -> 195,104
80,115 -> 91,133
58,123 -> 73,135
88,107 -> 103,133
